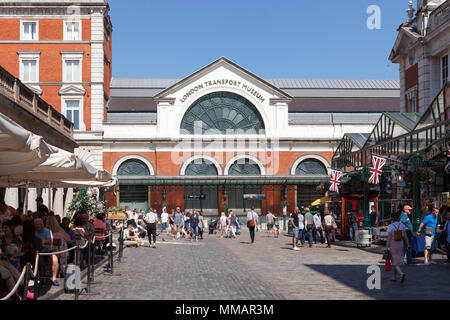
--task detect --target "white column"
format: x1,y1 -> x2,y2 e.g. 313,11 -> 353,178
27,188 -> 37,212
53,188 -> 64,218
4,188 -> 19,208
64,188 -> 74,217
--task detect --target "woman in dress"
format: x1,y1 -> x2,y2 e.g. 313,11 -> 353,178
46,216 -> 71,285
387,211 -> 410,283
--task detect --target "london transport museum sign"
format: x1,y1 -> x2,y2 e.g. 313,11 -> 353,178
180,79 -> 267,104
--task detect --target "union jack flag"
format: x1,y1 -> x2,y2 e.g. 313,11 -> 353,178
445,150 -> 450,174
329,170 -> 343,192
368,155 -> 386,184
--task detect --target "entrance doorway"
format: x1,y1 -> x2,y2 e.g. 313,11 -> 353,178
184,185 -> 218,216
119,184 -> 148,213
228,185 -> 261,215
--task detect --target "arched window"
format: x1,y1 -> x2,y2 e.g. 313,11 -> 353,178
295,159 -> 328,176
180,91 -> 265,135
185,159 -> 218,176
228,159 -> 261,176
117,159 -> 150,176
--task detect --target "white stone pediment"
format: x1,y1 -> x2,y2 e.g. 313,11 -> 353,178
59,84 -> 86,96
154,57 -> 291,106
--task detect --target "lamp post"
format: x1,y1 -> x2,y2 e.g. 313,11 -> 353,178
412,154 -> 422,232
362,166 -> 371,230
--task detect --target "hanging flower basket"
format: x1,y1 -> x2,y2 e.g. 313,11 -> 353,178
415,167 -> 436,182
315,183 -> 328,194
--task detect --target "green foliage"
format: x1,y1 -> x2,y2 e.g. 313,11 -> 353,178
66,188 -> 105,220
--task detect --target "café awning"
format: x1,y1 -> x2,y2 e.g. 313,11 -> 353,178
0,112 -> 57,176
0,146 -> 115,188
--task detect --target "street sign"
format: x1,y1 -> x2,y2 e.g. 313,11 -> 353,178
243,194 -> 266,200
185,194 -> 206,200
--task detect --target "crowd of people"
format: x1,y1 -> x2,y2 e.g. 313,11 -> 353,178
123,206 -> 208,248
288,207 -> 338,251
384,204 -> 450,283
0,196 -> 111,297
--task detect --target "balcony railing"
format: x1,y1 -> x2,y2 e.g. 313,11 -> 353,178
427,0 -> 450,34
0,64 -> 74,139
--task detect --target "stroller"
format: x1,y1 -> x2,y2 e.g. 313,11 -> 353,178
208,219 -> 219,234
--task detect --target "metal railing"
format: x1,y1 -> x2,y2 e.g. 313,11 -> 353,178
0,228 -> 125,301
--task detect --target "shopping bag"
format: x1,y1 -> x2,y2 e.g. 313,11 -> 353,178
384,252 -> 392,272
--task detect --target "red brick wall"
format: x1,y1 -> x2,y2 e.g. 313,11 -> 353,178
405,64 -> 418,90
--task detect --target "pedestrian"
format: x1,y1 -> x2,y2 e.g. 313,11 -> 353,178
399,205 -> 414,264
46,216 -> 71,284
124,223 -> 143,247
323,209 -> 333,248
172,207 -> 183,240
161,207 -> 169,234
273,216 -> 280,238
331,209 -> 338,242
290,207 -> 300,250
229,211 -> 238,238
304,208 -> 314,247
246,206 -> 258,244
266,211 -> 275,237
189,210 -> 199,241
387,211 -> 409,283
219,212 -> 227,238
297,209 -> 305,247
347,211 -> 358,241
440,211 -> 450,263
169,209 -> 175,238
416,207 -> 439,265
184,211 -> 190,238
313,211 -> 325,244
198,211 -> 204,240
145,208 -> 158,248
370,205 -> 379,228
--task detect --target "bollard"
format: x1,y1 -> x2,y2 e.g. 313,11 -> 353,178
74,245 -> 80,301
118,229 -> 123,262
34,254 -> 40,300
22,263 -> 31,300
90,239 -> 95,282
86,241 -> 92,293
109,232 -> 114,273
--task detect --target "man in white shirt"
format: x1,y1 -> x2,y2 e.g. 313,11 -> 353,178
246,207 -> 258,244
266,211 -> 275,237
160,208 -> 169,234
145,209 -> 159,248
313,212 -> 325,244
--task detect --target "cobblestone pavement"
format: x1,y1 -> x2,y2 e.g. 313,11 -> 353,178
55,229 -> 450,300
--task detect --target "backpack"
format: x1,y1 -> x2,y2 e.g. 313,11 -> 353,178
393,223 -> 403,241
348,213 -> 356,224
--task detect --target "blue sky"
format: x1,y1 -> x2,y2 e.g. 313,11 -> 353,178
108,0 -> 408,80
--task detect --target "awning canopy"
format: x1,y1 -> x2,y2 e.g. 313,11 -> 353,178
0,146 -> 115,188
0,112 -> 57,176
117,175 -> 329,186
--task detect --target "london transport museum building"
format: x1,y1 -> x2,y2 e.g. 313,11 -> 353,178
0,1 -> 448,233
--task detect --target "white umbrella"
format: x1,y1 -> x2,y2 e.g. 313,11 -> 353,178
0,147 -> 113,187
0,112 -> 57,176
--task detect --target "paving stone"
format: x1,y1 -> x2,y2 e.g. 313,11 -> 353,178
54,230 -> 450,300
